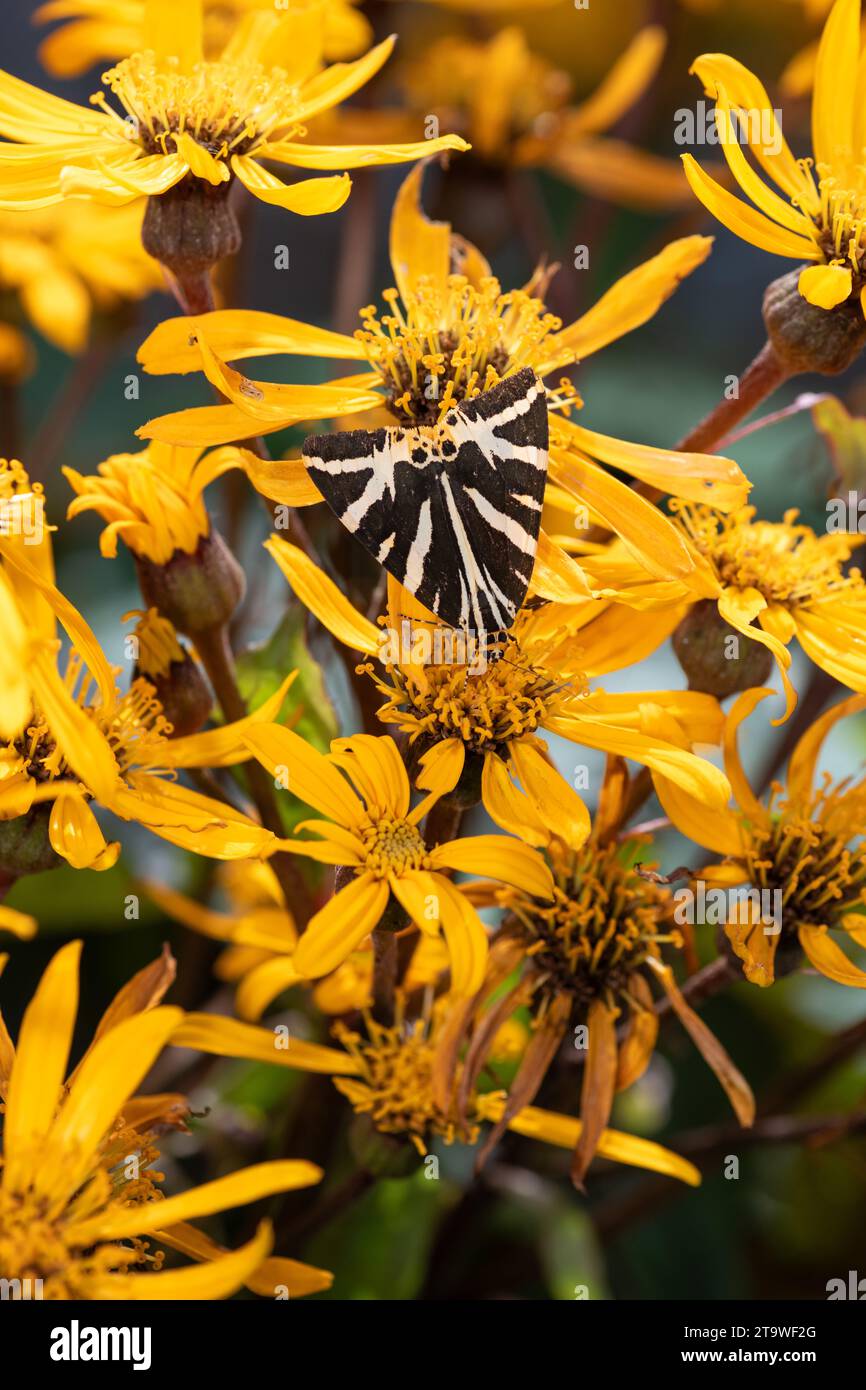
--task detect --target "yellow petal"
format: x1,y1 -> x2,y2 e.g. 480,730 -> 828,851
510,740 -> 592,850
243,723 -> 365,826
145,0 -> 203,69
0,905 -> 37,940
799,923 -> 866,987
38,1005 -> 183,1211
90,1222 -> 273,1301
799,262 -> 853,310
265,537 -> 380,654
294,36 -> 396,124
431,874 -> 489,996
812,0 -> 859,169
261,137 -> 468,169
48,792 -> 120,871
246,455 -> 324,507
292,873 -> 388,979
389,164 -> 450,308
431,832 -> 554,900
711,85 -> 817,239
236,957 -> 303,1021
61,153 -> 189,203
163,672 -> 297,769
530,529 -> 592,601
173,131 -> 228,186
681,155 -> 820,262
690,53 -> 818,206
546,234 -> 713,363
156,1222 -> 333,1298
788,691 -> 866,805
480,751 -> 549,847
329,734 -> 409,817
231,157 -> 351,214
76,1160 -> 322,1243
716,587 -> 796,723
172,1012 -> 359,1073
138,309 -> 364,375
504,1104 -> 700,1186
722,687 -> 774,823
416,738 -> 465,795
2,940 -> 81,1194
560,419 -> 749,513
568,25 -> 665,137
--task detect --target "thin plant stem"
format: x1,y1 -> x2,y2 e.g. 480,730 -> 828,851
675,340 -> 791,455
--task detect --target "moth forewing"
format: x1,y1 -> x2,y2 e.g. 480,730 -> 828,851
303,367 -> 549,637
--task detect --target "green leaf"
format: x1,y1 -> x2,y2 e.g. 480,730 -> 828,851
813,396 -> 866,494
303,1168 -> 458,1300
540,1198 -> 609,1301
236,608 -> 337,751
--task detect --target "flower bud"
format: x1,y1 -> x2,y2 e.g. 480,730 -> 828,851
763,268 -> 866,376
135,529 -> 245,638
141,182 -> 241,284
673,599 -> 772,698
127,607 -> 213,736
0,806 -> 61,879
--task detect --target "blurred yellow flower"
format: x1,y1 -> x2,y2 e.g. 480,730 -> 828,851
396,26 -> 692,209
0,201 -> 160,357
0,942 -> 332,1298
145,856 -> 449,1020
35,0 -> 372,77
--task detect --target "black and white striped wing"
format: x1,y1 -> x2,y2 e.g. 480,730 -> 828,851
303,368 -> 548,634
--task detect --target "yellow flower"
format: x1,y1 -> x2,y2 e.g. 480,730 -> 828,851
240,726 -> 554,996
656,687 -> 866,989
137,163 -> 749,601
0,458 -> 289,870
144,856 -> 449,1020
0,201 -> 160,356
456,770 -> 754,1185
0,942 -> 332,1298
565,502 -> 866,723
181,990 -> 701,1186
395,26 -> 692,209
683,0 -> 866,318
0,0 -> 467,215
35,0 -> 373,78
256,537 -> 734,840
64,439 -> 248,563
